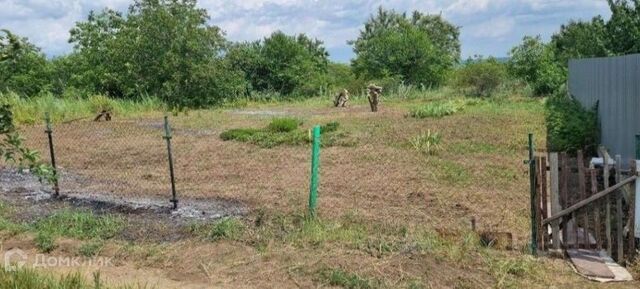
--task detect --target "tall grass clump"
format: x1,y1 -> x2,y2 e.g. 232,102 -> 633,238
0,92 -> 164,124
409,130 -> 442,155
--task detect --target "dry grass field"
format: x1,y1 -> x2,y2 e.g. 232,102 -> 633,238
2,94 -> 640,288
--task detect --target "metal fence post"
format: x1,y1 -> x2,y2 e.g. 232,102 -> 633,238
308,125 -> 321,218
163,116 -> 178,210
44,113 -> 60,197
528,133 -> 537,255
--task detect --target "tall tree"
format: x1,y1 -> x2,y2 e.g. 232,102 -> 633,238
0,30 -> 50,96
226,31 -> 329,96
350,7 -> 460,86
69,0 -> 246,107
550,17 -> 609,66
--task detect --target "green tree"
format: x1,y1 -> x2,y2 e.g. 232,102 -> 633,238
605,0 -> 640,55
0,30 -> 51,96
508,36 -> 565,96
226,31 -> 329,96
350,7 -> 460,86
69,0 -> 246,107
550,17 -> 609,67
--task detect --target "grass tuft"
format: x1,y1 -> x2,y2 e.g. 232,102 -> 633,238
318,268 -> 381,289
78,240 -> 105,257
207,218 -> 245,241
35,231 -> 56,253
409,130 -> 442,156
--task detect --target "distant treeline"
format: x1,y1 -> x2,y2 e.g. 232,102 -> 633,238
2,0 -> 640,108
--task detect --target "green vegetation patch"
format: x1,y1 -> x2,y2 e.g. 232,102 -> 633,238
545,92 -> 598,153
33,209 -> 124,240
221,118 -> 348,148
409,100 -> 464,118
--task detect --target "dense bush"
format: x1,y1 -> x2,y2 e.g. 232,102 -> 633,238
351,7 -> 460,87
508,36 -> 565,96
226,32 -> 329,97
545,91 -> 599,153
454,58 -> 507,97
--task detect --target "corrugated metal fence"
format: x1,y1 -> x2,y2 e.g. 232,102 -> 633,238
569,54 -> 640,161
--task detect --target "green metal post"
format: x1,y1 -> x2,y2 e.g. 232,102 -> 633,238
44,113 -> 60,197
308,125 -> 321,218
163,116 -> 178,210
528,133 -> 537,256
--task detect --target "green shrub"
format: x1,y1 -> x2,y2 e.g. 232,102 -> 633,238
454,58 -> 507,97
267,117 -> 301,133
410,130 -> 442,155
545,92 -> 599,153
409,101 -> 461,118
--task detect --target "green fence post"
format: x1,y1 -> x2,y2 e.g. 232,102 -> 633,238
44,112 -> 60,197
528,133 -> 537,256
308,125 -> 321,218
163,116 -> 178,210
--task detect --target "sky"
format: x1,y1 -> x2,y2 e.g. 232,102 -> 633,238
0,0 -> 612,63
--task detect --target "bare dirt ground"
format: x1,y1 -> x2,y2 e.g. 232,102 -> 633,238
2,97 -> 639,288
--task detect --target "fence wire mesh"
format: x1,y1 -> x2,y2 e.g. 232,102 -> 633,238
2,109 -> 433,224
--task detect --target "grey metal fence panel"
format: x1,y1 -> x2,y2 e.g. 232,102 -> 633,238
569,54 -> 640,161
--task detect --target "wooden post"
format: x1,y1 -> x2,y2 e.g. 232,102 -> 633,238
615,155 -> 624,262
605,154 -> 612,255
535,157 -> 544,250
550,153 -> 561,250
592,169 -> 600,250
578,151 -> 587,249
560,152 -> 569,247
540,156 -> 549,248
